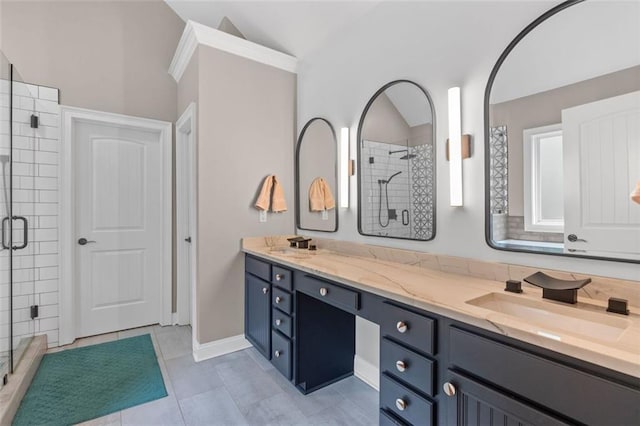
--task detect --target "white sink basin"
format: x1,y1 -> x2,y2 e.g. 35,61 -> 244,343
466,292 -> 630,342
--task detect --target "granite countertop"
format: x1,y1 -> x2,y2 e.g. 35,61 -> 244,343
242,237 -> 640,379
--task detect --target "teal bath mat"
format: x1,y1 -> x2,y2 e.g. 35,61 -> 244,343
13,334 -> 167,426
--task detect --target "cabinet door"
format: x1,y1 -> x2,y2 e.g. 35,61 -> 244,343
445,371 -> 568,426
245,273 -> 271,359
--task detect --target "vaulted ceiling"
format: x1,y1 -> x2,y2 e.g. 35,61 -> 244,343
165,0 -> 382,59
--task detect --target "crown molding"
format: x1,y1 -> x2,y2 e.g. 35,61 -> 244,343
169,20 -> 298,82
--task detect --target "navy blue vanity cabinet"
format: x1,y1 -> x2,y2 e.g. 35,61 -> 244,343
379,303 -> 437,426
244,254 -> 640,426
444,370 -> 568,426
270,264 -> 295,379
244,256 -> 272,359
444,326 -> 640,426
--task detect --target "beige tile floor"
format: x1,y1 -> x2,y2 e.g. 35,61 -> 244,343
45,325 -> 378,426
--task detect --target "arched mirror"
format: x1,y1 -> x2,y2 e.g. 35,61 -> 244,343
296,118 -> 338,232
357,80 -> 436,240
485,0 -> 640,262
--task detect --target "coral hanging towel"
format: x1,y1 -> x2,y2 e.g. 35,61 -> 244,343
255,175 -> 288,212
309,177 -> 335,212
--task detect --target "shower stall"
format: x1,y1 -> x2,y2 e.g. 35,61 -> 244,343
0,51 -> 37,389
361,138 -> 433,239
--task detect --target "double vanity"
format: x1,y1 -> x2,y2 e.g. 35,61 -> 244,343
263,2 -> 640,424
242,237 -> 639,425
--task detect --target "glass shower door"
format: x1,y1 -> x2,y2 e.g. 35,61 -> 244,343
0,52 -> 12,387
10,65 -> 36,372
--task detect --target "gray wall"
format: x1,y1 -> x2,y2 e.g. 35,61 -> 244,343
490,65 -> 640,216
183,45 -> 296,344
1,0 -> 185,311
0,0 -> 183,123
361,93 -> 410,145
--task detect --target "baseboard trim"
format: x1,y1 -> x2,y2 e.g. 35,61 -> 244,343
354,354 -> 379,391
192,334 -> 251,362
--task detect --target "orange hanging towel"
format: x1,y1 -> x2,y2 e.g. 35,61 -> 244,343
308,177 -> 335,211
255,175 -> 288,212
271,176 -> 288,212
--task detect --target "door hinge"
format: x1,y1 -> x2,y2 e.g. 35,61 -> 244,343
30,305 -> 39,319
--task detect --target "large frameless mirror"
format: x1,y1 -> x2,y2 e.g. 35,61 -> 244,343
357,80 -> 436,240
296,118 -> 338,232
485,0 -> 640,262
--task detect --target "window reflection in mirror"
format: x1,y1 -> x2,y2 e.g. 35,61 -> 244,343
358,80 -> 436,241
486,0 -> 640,262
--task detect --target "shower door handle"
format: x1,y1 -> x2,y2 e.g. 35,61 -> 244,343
1,216 -> 10,250
12,216 -> 28,250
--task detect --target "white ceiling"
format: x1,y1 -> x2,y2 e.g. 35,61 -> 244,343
165,0 -> 382,59
166,1 -> 638,104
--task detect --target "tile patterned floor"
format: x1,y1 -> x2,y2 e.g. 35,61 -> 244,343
46,325 -> 378,426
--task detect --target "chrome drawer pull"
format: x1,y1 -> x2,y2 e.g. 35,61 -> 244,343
395,360 -> 406,372
319,287 -> 328,296
275,319 -> 282,326
395,398 -> 407,411
274,350 -> 281,358
275,296 -> 282,304
396,321 -> 408,333
443,382 -> 456,397
275,273 -> 284,281
262,287 -> 269,294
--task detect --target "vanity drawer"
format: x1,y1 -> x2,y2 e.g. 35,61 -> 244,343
271,330 -> 292,379
381,373 -> 433,426
272,308 -> 293,338
381,337 -> 435,397
449,327 -> 640,426
380,409 -> 409,426
296,274 -> 359,313
245,256 -> 271,281
272,266 -> 292,291
272,287 -> 292,314
381,303 -> 436,356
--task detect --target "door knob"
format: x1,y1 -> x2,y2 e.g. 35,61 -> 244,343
567,234 -> 587,243
262,287 -> 269,294
319,287 -> 328,296
185,237 -> 192,243
395,398 -> 407,411
78,238 -> 96,245
395,360 -> 406,372
396,321 -> 408,333
274,350 -> 281,358
275,319 -> 282,326
275,296 -> 282,304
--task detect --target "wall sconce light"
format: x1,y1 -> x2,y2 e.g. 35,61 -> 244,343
448,87 -> 464,207
339,127 -> 352,208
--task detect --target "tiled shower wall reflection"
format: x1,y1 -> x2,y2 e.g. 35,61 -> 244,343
0,80 -> 60,354
361,140 -> 433,239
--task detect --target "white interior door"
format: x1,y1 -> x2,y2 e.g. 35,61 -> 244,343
562,91 -> 640,259
74,116 -> 167,337
176,103 -> 196,327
